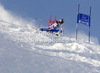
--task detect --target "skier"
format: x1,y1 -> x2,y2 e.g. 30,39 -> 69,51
48,18 -> 64,33
39,17 -> 64,36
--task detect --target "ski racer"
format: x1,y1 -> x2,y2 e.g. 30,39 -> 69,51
48,18 -> 64,33
39,16 -> 64,36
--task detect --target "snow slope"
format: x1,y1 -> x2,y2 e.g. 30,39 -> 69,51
0,5 -> 100,73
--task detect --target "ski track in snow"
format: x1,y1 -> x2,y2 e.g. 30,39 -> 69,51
0,22 -> 100,68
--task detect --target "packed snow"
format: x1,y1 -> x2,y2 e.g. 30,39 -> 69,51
0,5 -> 100,73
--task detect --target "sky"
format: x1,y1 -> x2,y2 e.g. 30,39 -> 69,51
0,0 -> 100,43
